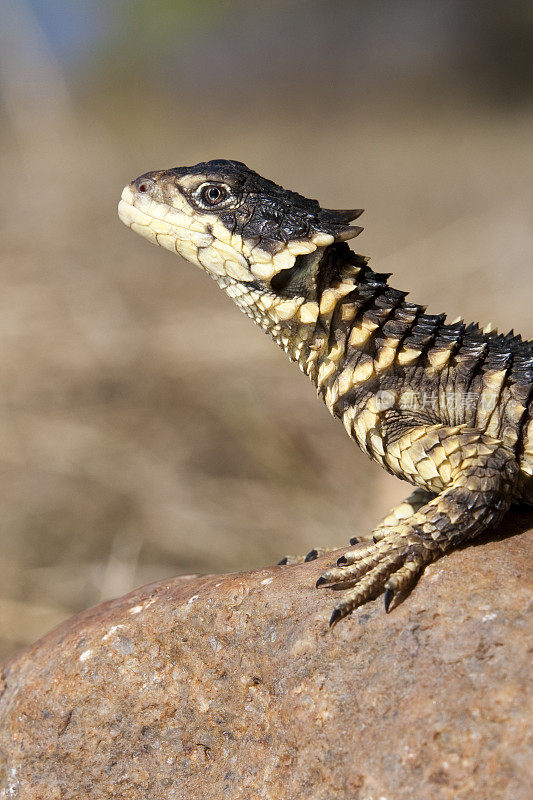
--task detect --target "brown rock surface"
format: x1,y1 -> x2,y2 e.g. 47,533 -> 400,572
1,513 -> 532,800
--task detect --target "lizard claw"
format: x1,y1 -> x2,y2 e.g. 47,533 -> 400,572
329,607 -> 345,628
317,532 -> 437,622
384,587 -> 394,613
279,546 -> 330,566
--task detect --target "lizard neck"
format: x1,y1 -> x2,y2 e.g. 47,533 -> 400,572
214,241 -> 414,375
214,242 -> 369,361
213,242 -> 438,449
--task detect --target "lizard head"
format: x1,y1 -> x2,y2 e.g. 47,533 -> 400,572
118,159 -> 363,288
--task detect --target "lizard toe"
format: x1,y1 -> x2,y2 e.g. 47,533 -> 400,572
320,531 -> 439,620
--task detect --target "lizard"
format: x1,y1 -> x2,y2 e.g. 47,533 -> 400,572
118,159 -> 533,625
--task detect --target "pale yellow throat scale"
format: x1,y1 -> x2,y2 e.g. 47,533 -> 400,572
212,254 -> 361,379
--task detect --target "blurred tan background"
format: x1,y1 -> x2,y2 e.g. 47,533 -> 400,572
0,0 -> 532,659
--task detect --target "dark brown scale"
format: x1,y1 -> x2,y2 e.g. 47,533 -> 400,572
370,291 -> 412,347
341,303 -> 426,413
361,289 -> 408,342
476,334 -> 532,446
337,289 -> 406,379
431,319 -> 466,390
450,326 -> 491,426
318,280 -> 389,382
402,314 -> 446,352
382,302 -> 422,340
484,334 -> 514,372
507,336 -> 533,391
401,314 -> 448,394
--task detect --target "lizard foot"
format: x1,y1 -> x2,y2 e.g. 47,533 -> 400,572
316,528 -> 439,626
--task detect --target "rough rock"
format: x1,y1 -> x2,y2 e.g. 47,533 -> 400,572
1,512 -> 532,800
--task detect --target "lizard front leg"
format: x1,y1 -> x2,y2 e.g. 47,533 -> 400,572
317,426 -> 519,625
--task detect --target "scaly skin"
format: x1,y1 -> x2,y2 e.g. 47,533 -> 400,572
118,160 -> 533,625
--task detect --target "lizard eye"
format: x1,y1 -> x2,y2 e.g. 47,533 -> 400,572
198,183 -> 228,207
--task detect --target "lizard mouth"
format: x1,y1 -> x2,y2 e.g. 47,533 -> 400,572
118,184 -> 254,281
118,186 -> 209,250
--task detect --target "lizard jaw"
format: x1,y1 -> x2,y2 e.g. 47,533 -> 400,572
118,185 -> 253,282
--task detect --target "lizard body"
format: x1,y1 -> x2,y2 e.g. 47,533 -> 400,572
119,160 -> 533,624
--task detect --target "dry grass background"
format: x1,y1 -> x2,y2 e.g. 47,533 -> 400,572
0,4 -> 532,660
